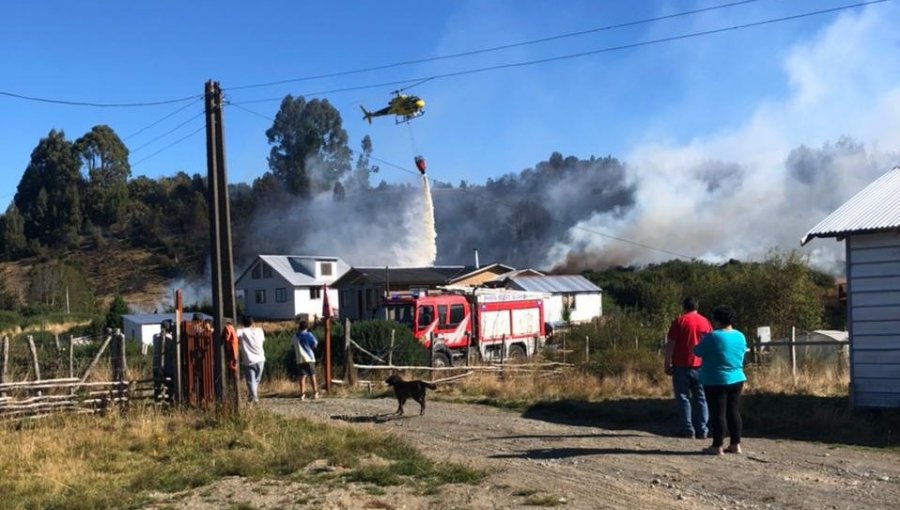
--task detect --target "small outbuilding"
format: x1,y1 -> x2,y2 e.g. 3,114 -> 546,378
122,312 -> 211,348
802,165 -> 900,408
501,274 -> 603,327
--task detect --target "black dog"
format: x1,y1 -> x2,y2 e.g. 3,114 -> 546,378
384,374 -> 437,416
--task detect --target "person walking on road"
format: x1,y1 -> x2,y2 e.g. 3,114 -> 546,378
665,297 -> 713,439
694,305 -> 747,455
237,316 -> 266,404
293,319 -> 320,400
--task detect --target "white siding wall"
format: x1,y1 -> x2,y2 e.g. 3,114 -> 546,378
238,272 -> 296,320
848,233 -> 900,408
293,287 -> 340,321
570,293 -> 602,323
541,293 -> 603,324
543,295 -> 564,324
122,320 -> 162,347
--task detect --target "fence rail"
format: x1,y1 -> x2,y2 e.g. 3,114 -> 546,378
0,332 -> 167,422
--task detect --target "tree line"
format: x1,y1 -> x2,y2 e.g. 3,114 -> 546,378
0,95 -> 840,336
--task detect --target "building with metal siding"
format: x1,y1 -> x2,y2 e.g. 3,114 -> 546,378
503,275 -> 603,326
803,165 -> 900,408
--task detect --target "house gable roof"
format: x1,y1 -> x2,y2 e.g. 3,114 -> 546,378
332,266 -> 468,287
509,275 -> 601,294
802,165 -> 900,245
448,263 -> 516,284
235,255 -> 349,287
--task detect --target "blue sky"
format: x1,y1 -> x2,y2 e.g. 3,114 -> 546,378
1,0 -> 897,238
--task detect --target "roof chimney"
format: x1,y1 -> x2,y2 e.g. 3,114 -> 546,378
473,248 -> 480,269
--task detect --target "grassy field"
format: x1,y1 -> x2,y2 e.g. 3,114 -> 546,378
0,407 -> 484,510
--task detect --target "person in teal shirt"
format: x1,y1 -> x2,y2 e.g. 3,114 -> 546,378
694,305 -> 747,455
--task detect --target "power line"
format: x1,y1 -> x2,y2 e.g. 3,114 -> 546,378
227,0 -> 764,91
230,0 -> 888,104
0,90 -> 201,108
130,110 -> 206,154
229,78 -> 428,105
226,102 -> 687,257
124,98 -> 204,140
131,124 -> 206,167
569,224 -> 694,260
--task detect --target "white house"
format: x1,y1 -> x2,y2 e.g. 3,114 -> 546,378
802,165 -> 900,408
501,274 -> 602,327
235,255 -> 349,321
121,312 -> 211,347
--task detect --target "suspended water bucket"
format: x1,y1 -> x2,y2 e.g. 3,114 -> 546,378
414,155 -> 427,175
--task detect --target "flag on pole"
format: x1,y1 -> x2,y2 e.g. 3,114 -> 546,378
322,284 -> 334,320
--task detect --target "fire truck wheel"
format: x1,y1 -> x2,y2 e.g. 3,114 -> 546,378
432,351 -> 451,368
508,344 -> 526,362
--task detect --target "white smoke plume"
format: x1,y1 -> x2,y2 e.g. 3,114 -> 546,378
546,5 -> 900,273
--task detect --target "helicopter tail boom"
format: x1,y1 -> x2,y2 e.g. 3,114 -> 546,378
360,105 -> 373,124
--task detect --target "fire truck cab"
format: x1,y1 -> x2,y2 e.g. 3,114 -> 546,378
382,290 -> 546,367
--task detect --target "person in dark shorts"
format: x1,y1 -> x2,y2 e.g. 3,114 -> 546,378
292,319 -> 319,400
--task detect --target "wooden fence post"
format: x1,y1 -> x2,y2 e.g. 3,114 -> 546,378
790,326 -> 797,381
388,329 -> 395,367
68,335 -> 74,379
343,319 -> 356,386
27,335 -> 41,382
81,334 -> 113,383
1,336 -> 8,398
585,336 -> 590,363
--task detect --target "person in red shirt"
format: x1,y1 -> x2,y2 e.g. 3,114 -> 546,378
665,297 -> 713,438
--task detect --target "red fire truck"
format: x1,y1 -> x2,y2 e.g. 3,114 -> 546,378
381,289 -> 547,366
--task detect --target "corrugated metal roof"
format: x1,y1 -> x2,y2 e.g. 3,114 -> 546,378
348,266 -> 470,285
509,275 -> 601,294
802,165 -> 900,245
249,255 -> 349,286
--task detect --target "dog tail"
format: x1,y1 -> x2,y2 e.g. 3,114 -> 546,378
424,382 -> 437,390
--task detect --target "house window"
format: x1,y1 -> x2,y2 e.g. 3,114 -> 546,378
310,287 -> 322,300
562,294 -> 576,310
262,264 -> 273,278
251,264 -> 261,279
255,289 -> 266,304
275,288 -> 287,303
320,262 -> 333,276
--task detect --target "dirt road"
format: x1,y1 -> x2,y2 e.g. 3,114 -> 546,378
263,396 -> 900,510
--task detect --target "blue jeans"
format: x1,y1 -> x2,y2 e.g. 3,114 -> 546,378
243,361 -> 265,403
672,367 -> 708,437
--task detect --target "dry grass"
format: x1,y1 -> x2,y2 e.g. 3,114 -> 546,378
0,406 -> 484,510
262,356 -> 850,407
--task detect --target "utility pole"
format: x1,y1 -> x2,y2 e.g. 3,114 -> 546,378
204,80 -> 239,413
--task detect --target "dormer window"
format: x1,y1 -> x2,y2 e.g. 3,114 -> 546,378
320,262 -> 333,276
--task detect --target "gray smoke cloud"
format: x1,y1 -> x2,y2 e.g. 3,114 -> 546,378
230,4 -> 900,276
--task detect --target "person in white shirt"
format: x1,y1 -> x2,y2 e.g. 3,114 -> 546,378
237,315 -> 266,404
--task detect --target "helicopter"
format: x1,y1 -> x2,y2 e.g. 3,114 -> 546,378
361,91 -> 425,124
